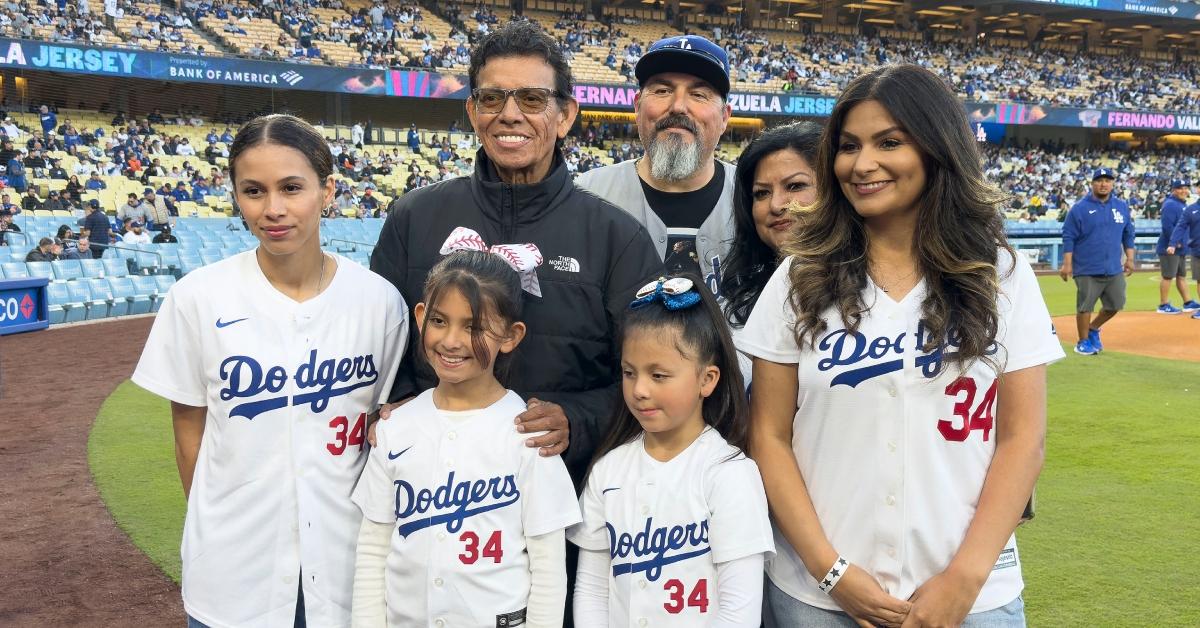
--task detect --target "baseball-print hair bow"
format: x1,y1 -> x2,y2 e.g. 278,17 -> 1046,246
630,277 -> 701,311
439,226 -> 544,297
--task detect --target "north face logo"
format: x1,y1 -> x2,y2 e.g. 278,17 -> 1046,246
549,256 -> 580,272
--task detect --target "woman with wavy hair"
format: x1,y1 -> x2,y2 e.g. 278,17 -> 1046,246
720,121 -> 821,387
739,64 -> 1064,627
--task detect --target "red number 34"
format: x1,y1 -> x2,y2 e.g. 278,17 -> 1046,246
664,578 -> 708,614
938,377 -> 997,442
327,412 -> 367,455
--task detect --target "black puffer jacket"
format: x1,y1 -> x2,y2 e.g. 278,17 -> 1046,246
371,149 -> 663,482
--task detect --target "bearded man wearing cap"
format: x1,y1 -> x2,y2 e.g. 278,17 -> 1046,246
575,34 -> 735,295
142,186 -> 172,231
1060,168 -> 1136,355
1156,179 -> 1199,314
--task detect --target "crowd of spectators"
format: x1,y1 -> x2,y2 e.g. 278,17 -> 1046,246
0,103 -> 244,218
980,142 -> 1200,221
0,0 -> 113,44
4,0 -> 1199,114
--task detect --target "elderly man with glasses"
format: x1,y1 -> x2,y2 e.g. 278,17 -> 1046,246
370,20 -> 663,485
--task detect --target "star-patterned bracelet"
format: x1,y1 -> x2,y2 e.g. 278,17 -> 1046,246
817,556 -> 850,594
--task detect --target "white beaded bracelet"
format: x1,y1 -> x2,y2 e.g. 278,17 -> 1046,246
817,556 -> 850,594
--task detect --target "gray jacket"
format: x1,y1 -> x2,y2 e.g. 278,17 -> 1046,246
575,159 -> 737,294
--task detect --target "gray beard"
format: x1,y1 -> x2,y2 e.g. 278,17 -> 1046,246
646,133 -> 703,182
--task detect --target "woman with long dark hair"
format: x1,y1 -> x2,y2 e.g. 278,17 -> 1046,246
133,114 -> 408,627
740,65 -> 1064,627
720,121 -> 821,385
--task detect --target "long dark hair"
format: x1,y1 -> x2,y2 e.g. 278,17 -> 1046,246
419,250 -> 525,384
591,275 -> 748,466
721,121 -> 822,327
786,64 -> 1011,374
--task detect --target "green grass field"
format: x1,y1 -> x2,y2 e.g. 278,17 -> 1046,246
89,272 -> 1199,625
1037,270 -> 1169,318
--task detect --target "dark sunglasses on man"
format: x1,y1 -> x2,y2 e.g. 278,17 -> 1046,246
471,87 -> 561,114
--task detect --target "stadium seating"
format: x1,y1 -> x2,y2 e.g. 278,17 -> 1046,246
1,0 -> 1196,113
1,262 -> 29,279
46,282 -> 82,324
109,276 -> 152,316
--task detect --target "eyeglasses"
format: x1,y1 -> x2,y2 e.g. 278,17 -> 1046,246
471,87 -> 561,114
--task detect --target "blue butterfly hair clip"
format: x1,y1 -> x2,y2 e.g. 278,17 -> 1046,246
630,277 -> 702,311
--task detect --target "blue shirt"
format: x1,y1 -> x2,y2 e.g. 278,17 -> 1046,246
40,111 -> 56,135
1062,193 -> 1135,276
1158,196 -> 1187,255
1169,202 -> 1200,256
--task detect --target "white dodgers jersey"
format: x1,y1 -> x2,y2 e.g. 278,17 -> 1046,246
133,250 -> 407,627
568,429 -> 774,627
738,250 -> 1065,614
351,389 -> 581,628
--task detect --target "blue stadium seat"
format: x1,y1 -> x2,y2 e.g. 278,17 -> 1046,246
101,257 -> 129,278
52,259 -> 83,281
26,261 -> 53,280
178,257 -> 204,275
46,282 -> 83,324
135,252 -> 162,274
109,276 -> 150,315
1,262 -> 28,278
67,281 -> 107,320
154,274 -> 177,294
130,275 -> 161,312
158,248 -> 182,271
199,250 -> 225,265
86,277 -> 121,317
80,258 -> 105,278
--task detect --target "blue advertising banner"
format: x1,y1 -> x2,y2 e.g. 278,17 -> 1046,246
0,277 -> 48,335
965,102 -> 1200,131
3,37 -> 1200,131
1021,0 -> 1200,20
0,37 -> 397,94
571,82 -> 837,117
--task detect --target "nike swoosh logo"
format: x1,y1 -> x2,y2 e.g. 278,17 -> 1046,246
602,487 -> 621,494
1088,210 -> 1097,214
215,317 -> 248,328
388,446 -> 412,460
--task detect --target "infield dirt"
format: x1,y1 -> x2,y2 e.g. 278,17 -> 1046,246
0,317 -> 182,625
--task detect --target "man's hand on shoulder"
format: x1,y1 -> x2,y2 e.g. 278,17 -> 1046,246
367,397 -> 414,446
516,398 -> 569,457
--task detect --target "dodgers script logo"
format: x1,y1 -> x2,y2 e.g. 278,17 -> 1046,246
219,349 -> 378,420
393,472 -> 520,538
818,321 -> 998,387
608,518 -> 711,581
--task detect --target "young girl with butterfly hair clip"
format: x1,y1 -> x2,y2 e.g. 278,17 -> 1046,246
352,227 -> 581,628
568,274 -> 775,627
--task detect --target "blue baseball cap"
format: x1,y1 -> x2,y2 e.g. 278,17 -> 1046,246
1092,168 -> 1115,180
635,35 -> 730,96
1170,178 -> 1188,188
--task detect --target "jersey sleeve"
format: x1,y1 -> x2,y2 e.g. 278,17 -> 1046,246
375,286 -> 409,406
704,454 -> 775,564
519,438 -> 583,538
566,458 -> 610,552
737,257 -> 801,364
997,252 -> 1066,374
352,424 -> 399,525
131,286 -> 207,407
